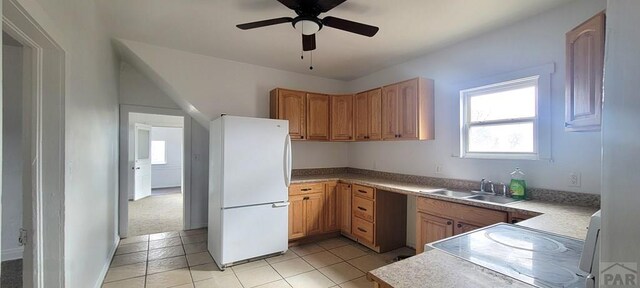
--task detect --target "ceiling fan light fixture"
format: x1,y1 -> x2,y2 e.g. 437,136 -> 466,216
293,19 -> 321,35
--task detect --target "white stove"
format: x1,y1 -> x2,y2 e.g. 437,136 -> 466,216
429,223 -> 588,288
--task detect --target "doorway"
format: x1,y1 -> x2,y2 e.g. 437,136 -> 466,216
1,32 -> 26,288
119,106 -> 192,238
128,113 -> 184,236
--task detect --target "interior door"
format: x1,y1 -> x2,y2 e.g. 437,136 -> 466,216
134,123 -> 152,200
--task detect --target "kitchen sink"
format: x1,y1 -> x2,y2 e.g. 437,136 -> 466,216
465,194 -> 523,204
427,190 -> 476,198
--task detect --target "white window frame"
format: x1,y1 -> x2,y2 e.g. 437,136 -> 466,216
151,140 -> 168,165
460,75 -> 541,160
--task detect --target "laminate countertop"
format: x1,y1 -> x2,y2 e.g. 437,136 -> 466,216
290,174 -> 599,288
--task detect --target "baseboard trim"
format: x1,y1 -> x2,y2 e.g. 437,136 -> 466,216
1,247 -> 24,261
94,235 -> 119,288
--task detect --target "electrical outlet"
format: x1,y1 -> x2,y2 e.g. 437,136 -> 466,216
435,164 -> 443,174
569,172 -> 581,187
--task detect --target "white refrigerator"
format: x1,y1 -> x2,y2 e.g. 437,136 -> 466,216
208,116 -> 291,269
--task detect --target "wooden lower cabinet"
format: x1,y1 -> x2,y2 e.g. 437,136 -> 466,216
324,182 -> 339,232
288,195 -> 306,240
350,185 -> 407,253
415,197 -> 508,254
337,183 -> 352,236
304,193 -> 325,236
416,213 -> 453,254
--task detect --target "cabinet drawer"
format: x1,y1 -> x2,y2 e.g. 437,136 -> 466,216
352,184 -> 375,200
416,197 -> 507,227
352,217 -> 375,244
289,183 -> 324,195
352,196 -> 374,222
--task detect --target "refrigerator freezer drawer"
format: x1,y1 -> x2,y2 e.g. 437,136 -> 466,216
218,203 -> 288,266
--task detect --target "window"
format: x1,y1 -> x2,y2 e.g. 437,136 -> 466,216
460,76 -> 540,159
151,140 -> 167,164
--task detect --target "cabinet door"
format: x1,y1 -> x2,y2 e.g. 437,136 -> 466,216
381,84 -> 399,140
354,92 -> 369,140
324,182 -> 339,232
330,95 -> 354,141
398,79 -> 419,140
337,183 -> 352,235
277,89 -> 306,140
565,12 -> 605,131
368,88 -> 382,140
416,213 -> 453,254
304,193 -> 325,236
306,93 -> 330,140
288,195 -> 306,240
454,221 -> 481,235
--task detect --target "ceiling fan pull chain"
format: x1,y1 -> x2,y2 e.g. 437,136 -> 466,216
309,51 -> 313,70
301,50 -> 304,60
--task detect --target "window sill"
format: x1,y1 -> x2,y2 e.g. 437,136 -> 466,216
461,153 -> 540,161
152,162 -> 168,165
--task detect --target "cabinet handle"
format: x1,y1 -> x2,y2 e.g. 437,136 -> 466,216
447,221 -> 452,225
357,190 -> 367,194
357,227 -> 367,233
303,196 -> 310,200
357,206 -> 367,211
301,188 -> 312,191
457,223 -> 462,228
398,134 -> 402,138
300,135 -> 305,139
564,122 -> 571,127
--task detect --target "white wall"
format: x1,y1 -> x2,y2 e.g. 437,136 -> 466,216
18,0 -> 120,286
347,0 -> 605,195
2,44 -> 24,261
117,39 -> 351,170
601,0 -> 640,270
151,127 -> 183,189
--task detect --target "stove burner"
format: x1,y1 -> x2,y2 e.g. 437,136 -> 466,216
510,259 -> 581,286
485,230 -> 567,253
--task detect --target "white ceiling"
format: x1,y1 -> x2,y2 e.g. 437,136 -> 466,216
98,0 -> 573,80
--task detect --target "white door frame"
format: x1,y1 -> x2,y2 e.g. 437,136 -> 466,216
119,104 -> 192,237
3,0 -> 66,286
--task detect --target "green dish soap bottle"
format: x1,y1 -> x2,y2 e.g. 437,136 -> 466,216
510,168 -> 527,200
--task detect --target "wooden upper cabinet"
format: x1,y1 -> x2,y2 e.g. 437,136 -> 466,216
306,93 -> 330,140
354,92 -> 369,140
368,89 -> 382,140
381,84 -> 399,140
381,78 -> 434,140
330,95 -> 354,141
398,80 -> 419,139
270,89 -> 306,140
355,89 -> 382,140
565,12 -> 605,132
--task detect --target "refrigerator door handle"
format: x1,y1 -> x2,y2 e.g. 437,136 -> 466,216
272,202 -> 290,208
284,134 -> 292,187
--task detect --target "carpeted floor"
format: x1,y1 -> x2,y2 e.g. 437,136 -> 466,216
128,190 -> 183,236
1,259 -> 22,288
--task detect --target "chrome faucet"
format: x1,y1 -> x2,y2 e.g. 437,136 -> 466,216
480,179 -> 495,194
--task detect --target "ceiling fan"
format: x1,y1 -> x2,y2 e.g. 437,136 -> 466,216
236,0 -> 379,52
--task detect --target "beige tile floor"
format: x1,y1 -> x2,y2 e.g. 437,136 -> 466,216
103,229 -> 415,288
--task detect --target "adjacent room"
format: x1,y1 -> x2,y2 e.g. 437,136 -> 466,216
126,113 -> 185,236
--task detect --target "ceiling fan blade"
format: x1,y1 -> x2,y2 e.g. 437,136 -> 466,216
302,34 -> 316,51
316,0 -> 347,12
276,0 -> 300,10
322,16 -> 379,37
236,17 -> 293,30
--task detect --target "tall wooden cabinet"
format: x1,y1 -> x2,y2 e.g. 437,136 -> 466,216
306,93 -> 330,140
270,89 -> 306,140
382,78 -> 434,140
330,94 -> 354,141
354,89 -> 382,141
565,12 -> 605,132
